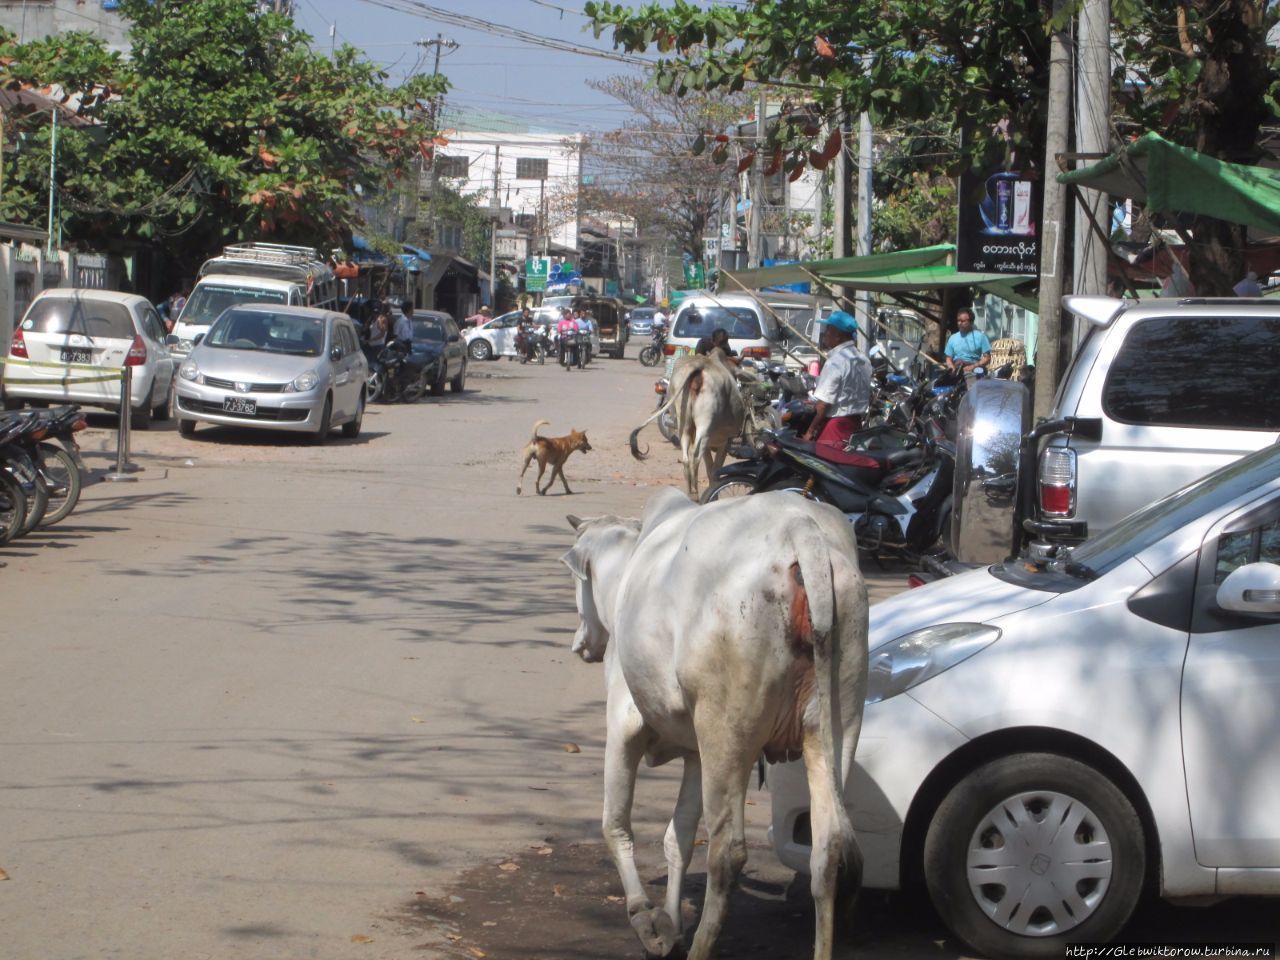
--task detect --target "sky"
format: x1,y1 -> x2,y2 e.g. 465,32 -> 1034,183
290,0 -> 665,134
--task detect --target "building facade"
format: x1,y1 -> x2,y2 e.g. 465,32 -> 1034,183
0,0 -> 130,50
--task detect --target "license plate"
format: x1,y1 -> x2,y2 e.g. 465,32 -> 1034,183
60,348 -> 92,364
222,396 -> 257,415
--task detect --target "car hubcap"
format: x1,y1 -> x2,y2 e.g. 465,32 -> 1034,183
966,790 -> 1113,937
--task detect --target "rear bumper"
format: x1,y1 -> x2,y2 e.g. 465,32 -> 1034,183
175,382 -> 325,432
2,371 -> 144,409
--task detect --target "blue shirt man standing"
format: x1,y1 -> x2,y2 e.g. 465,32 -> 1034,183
944,307 -> 992,374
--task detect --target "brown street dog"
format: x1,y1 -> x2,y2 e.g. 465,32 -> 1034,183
517,419 -> 592,496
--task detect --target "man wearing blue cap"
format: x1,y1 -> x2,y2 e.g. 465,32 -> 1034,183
803,310 -> 871,451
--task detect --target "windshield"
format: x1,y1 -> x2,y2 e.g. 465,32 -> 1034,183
22,297 -> 135,339
206,309 -> 326,356
180,284 -> 288,327
674,305 -> 762,340
1064,445 -> 1280,576
411,318 -> 447,342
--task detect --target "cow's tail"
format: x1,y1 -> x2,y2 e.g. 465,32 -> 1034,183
629,379 -> 687,461
791,519 -> 860,920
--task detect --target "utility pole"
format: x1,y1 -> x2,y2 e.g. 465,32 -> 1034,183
748,88 -> 766,268
489,144 -> 500,306
1073,0 -> 1111,304
856,104 -> 874,346
46,108 -> 58,257
1035,0 -> 1072,419
416,34 -> 458,245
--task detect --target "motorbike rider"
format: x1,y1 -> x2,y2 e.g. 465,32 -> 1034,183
695,327 -> 739,366
556,308 -> 577,366
574,309 -> 594,365
393,301 -> 415,344
803,310 -> 871,453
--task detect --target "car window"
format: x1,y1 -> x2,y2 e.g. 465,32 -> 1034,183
207,309 -> 326,356
1103,315 -> 1280,430
141,307 -> 166,343
22,297 -> 136,339
673,306 -> 762,340
1069,446 -> 1280,576
181,284 -> 288,327
336,323 -> 357,355
1214,513 -> 1280,584
412,318 -> 447,342
444,319 -> 460,338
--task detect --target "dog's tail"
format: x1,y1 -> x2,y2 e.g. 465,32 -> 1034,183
530,419 -> 551,443
629,375 -> 694,462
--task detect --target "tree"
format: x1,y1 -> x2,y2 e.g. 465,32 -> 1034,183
571,75 -> 749,260
585,1 -> 1280,292
0,0 -> 446,271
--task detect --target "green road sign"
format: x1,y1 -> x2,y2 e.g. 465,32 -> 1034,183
683,261 -> 706,288
525,257 -> 549,292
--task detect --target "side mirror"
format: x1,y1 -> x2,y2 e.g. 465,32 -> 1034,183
331,347 -> 343,362
1216,562 -> 1280,616
165,334 -> 179,346
448,334 -> 460,343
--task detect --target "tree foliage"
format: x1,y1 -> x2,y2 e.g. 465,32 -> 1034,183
0,0 -> 445,270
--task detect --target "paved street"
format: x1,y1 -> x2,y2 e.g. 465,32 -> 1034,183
1,353 -> 1273,960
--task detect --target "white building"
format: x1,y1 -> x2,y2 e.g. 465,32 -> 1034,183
433,131 -> 585,253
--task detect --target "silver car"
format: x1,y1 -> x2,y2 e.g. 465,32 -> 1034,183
174,304 -> 367,442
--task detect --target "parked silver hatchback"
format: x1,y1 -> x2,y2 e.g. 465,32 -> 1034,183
174,304 -> 366,442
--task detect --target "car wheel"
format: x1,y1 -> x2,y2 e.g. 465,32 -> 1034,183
341,391 -> 364,439
923,753 -> 1145,960
468,339 -> 492,361
450,361 -> 466,392
131,384 -> 154,430
178,418 -> 197,437
429,362 -> 447,396
153,376 -> 175,421
366,370 -> 384,404
311,395 -> 333,444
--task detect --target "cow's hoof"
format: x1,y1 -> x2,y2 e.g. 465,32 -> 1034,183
630,908 -> 683,959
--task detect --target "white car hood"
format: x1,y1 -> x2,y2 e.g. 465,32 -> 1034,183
869,566 -> 1055,650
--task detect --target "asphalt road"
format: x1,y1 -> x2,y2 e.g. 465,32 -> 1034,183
1,351 -> 1274,960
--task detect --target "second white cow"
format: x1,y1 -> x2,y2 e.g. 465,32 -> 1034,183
562,488 -> 868,960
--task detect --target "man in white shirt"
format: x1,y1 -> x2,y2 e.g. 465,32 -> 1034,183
394,302 -> 415,343
803,310 -> 871,452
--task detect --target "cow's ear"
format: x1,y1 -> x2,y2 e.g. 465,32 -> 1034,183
566,514 -> 583,530
560,545 -> 589,581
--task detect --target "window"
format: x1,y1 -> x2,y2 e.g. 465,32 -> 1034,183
1103,315 -> 1280,430
673,306 -> 762,341
436,156 -> 470,179
141,307 -> 167,343
22,297 -> 135,339
516,157 -> 549,180
1215,515 -> 1280,584
182,284 -> 288,327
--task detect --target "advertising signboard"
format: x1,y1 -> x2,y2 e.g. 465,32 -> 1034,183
525,257 -> 550,292
956,163 -> 1043,277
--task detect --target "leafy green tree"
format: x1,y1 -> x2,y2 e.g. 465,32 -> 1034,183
1,0 -> 446,272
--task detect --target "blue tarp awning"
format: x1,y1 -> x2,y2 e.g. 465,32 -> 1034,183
350,234 -> 391,265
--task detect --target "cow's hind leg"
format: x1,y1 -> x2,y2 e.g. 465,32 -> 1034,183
803,727 -> 862,960
686,748 -> 752,960
661,754 -> 703,945
604,701 -> 678,958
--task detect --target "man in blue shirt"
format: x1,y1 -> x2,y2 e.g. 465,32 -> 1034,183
944,307 -> 992,374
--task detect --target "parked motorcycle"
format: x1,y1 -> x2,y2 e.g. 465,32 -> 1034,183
0,411 -> 51,538
638,328 -> 667,367
19,405 -> 88,528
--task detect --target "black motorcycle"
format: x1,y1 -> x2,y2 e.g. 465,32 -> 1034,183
638,328 -> 667,367
368,339 -> 427,403
561,332 -> 586,371
516,325 -> 549,365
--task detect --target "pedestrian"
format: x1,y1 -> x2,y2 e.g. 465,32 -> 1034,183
465,305 -> 492,328
164,284 -> 191,333
944,307 -> 992,375
803,310 -> 871,454
394,301 -> 415,344
1233,271 -> 1263,297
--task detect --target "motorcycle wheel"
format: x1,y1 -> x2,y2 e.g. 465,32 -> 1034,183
657,405 -> 679,445
10,458 -> 48,534
535,344 -> 546,365
700,477 -> 758,505
638,345 -> 661,367
764,476 -> 829,502
0,470 -> 26,545
36,443 -> 82,527
402,372 -> 427,403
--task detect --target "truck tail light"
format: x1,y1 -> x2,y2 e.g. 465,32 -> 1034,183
125,335 -> 148,366
1039,447 -> 1077,517
10,328 -> 28,358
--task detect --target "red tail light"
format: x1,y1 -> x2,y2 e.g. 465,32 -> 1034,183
663,344 -> 675,356
1038,447 -> 1077,517
31,426 -> 49,441
741,346 -> 770,360
1040,484 -> 1073,515
71,418 -> 88,433
10,328 -> 27,358
907,574 -> 927,589
125,335 -> 147,366
654,381 -> 666,395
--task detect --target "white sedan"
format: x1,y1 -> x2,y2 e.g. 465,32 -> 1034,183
769,444 -> 1280,957
464,309 -> 599,361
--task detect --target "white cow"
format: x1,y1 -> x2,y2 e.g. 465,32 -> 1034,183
630,352 -> 746,494
561,488 -> 868,960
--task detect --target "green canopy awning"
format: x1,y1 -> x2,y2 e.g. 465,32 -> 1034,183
1058,132 -> 1280,236
719,244 -> 1039,312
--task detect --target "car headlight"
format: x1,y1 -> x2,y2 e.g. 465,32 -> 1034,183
286,370 -> 319,393
177,339 -> 194,354
865,622 -> 1001,704
179,361 -> 201,383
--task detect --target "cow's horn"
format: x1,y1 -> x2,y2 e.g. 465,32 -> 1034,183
566,514 -> 583,530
